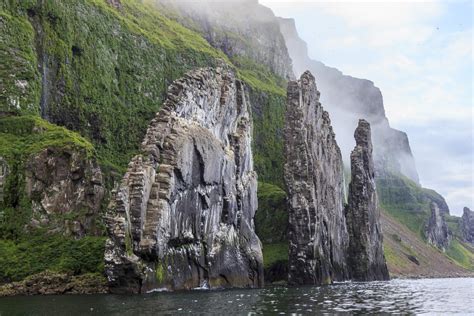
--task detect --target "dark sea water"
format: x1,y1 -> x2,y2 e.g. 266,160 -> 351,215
0,278 -> 473,315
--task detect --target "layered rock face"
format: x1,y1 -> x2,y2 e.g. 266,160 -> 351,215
284,71 -> 348,285
278,18 -> 419,184
345,120 -> 389,281
25,148 -> 104,237
105,66 -> 263,293
461,207 -> 474,244
425,202 -> 451,251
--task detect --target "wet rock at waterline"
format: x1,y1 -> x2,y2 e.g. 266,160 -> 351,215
105,66 -> 263,293
345,119 -> 389,281
284,71 -> 349,285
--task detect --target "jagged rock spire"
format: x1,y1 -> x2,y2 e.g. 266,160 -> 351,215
284,70 -> 349,285
346,119 -> 389,281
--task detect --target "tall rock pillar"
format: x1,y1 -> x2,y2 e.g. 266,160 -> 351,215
346,119 -> 389,281
105,66 -> 263,293
284,71 -> 349,285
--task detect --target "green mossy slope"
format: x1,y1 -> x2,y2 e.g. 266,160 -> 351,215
378,175 -> 474,273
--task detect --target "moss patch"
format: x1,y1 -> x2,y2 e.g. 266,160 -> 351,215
262,242 -> 288,269
255,182 -> 287,243
0,9 -> 41,115
0,115 -> 94,161
446,239 -> 474,271
0,234 -> 105,283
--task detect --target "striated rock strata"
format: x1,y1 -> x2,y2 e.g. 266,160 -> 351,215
425,202 -> 451,251
461,207 -> 474,245
284,71 -> 348,285
105,66 -> 263,293
345,119 -> 389,281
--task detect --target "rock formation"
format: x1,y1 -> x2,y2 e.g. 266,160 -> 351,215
284,71 -> 348,285
25,148 -> 105,237
105,66 -> 263,293
460,207 -> 474,245
345,119 -> 389,281
425,202 -> 451,251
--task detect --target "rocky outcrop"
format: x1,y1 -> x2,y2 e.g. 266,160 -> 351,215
25,148 -> 105,237
105,66 -> 263,293
345,119 -> 389,281
284,71 -> 348,285
425,202 -> 451,251
460,207 -> 474,245
0,272 -> 108,296
278,17 -> 419,184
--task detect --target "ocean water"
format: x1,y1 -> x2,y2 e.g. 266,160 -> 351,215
0,278 -> 473,315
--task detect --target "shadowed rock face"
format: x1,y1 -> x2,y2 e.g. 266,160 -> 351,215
425,202 -> 451,251
105,66 -> 263,293
284,71 -> 349,285
346,119 -> 389,281
461,207 -> 474,245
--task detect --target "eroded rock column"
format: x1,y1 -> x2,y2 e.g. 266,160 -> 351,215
284,71 -> 348,285
346,119 -> 389,281
105,66 -> 263,293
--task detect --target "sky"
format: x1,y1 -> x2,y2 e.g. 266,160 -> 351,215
260,0 -> 473,216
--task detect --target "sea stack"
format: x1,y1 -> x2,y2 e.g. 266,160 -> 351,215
105,66 -> 263,293
284,71 -> 349,285
345,119 -> 389,281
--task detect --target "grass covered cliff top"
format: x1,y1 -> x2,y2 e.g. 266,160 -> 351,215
0,116 -> 95,162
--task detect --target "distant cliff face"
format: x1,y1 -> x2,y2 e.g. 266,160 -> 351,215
425,202 -> 451,251
278,18 -> 419,184
105,66 -> 263,293
159,0 -> 294,80
346,120 -> 389,281
461,207 -> 474,245
284,71 -> 348,285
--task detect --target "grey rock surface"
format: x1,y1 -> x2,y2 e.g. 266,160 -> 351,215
105,66 -> 263,293
284,71 -> 349,285
345,119 -> 389,281
460,207 -> 473,245
425,202 -> 451,251
25,148 -> 105,237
